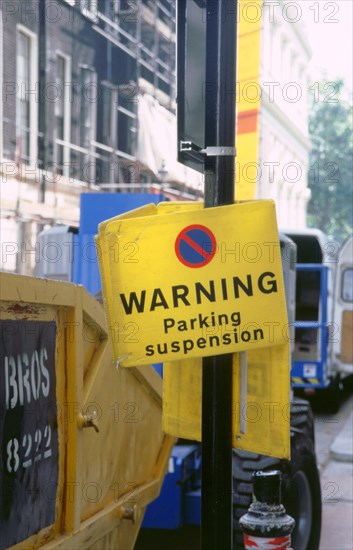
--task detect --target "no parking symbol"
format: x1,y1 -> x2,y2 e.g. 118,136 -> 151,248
97,200 -> 288,366
175,224 -> 216,268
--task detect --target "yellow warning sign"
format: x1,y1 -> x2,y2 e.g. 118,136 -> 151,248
163,344 -> 291,459
96,201 -> 288,367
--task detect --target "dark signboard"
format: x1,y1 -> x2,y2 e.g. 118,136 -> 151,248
177,0 -> 207,172
0,320 -> 58,548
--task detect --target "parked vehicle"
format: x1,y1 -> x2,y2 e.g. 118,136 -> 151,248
285,229 -> 353,412
331,235 -> 353,388
37,194 -> 338,550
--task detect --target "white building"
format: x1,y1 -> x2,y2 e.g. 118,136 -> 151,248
237,0 -> 312,228
260,3 -> 312,228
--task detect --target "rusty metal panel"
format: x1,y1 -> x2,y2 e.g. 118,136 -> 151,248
341,310 -> 353,363
0,273 -> 174,549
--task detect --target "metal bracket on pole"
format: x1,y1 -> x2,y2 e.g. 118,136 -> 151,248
179,140 -> 201,152
201,146 -> 236,156
180,141 -> 236,156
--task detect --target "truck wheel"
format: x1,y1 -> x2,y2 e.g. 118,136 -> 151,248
284,436 -> 321,549
307,374 -> 342,414
322,374 -> 342,414
232,451 -> 281,548
233,398 -> 321,550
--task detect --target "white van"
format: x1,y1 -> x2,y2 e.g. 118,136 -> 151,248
283,229 -> 352,412
331,235 -> 353,381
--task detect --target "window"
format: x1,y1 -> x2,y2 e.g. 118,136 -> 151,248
95,84 -> 115,184
141,0 -> 155,10
95,81 -> 136,183
116,85 -> 136,157
80,0 -> 99,21
119,0 -> 138,39
342,268 -> 353,302
79,67 -> 97,183
80,68 -> 95,148
16,28 -> 37,164
117,110 -> 135,156
55,53 -> 71,175
97,85 -> 114,146
141,20 -> 155,53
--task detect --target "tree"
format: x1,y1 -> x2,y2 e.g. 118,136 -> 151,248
307,80 -> 353,244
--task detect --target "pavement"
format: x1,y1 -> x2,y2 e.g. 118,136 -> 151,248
136,395 -> 353,550
319,404 -> 353,550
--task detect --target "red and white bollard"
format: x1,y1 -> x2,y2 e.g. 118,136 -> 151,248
239,470 -> 295,549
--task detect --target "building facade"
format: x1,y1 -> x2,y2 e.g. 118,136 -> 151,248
0,0 -> 202,274
0,0 -> 312,274
236,0 -> 312,229
259,1 -> 311,228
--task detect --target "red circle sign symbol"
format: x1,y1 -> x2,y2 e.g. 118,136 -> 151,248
175,224 -> 217,268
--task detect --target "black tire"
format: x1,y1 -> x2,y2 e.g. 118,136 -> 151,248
322,374 -> 342,414
233,451 -> 281,548
342,373 -> 353,393
308,374 -> 342,414
295,375 -> 343,414
284,433 -> 322,549
233,398 -> 321,550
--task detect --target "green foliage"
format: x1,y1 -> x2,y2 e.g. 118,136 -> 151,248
307,80 -> 353,244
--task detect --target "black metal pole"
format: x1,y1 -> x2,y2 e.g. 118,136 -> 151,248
38,1 -> 46,203
201,1 -> 237,549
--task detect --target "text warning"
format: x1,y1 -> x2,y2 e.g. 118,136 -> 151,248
97,200 -> 288,366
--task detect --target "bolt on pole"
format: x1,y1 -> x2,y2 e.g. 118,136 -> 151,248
201,1 -> 238,549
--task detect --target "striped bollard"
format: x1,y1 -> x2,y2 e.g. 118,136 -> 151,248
239,470 -> 295,549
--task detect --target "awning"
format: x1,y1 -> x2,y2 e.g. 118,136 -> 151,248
137,93 -> 203,192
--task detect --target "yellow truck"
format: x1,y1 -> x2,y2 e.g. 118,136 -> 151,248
0,273 -> 174,549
